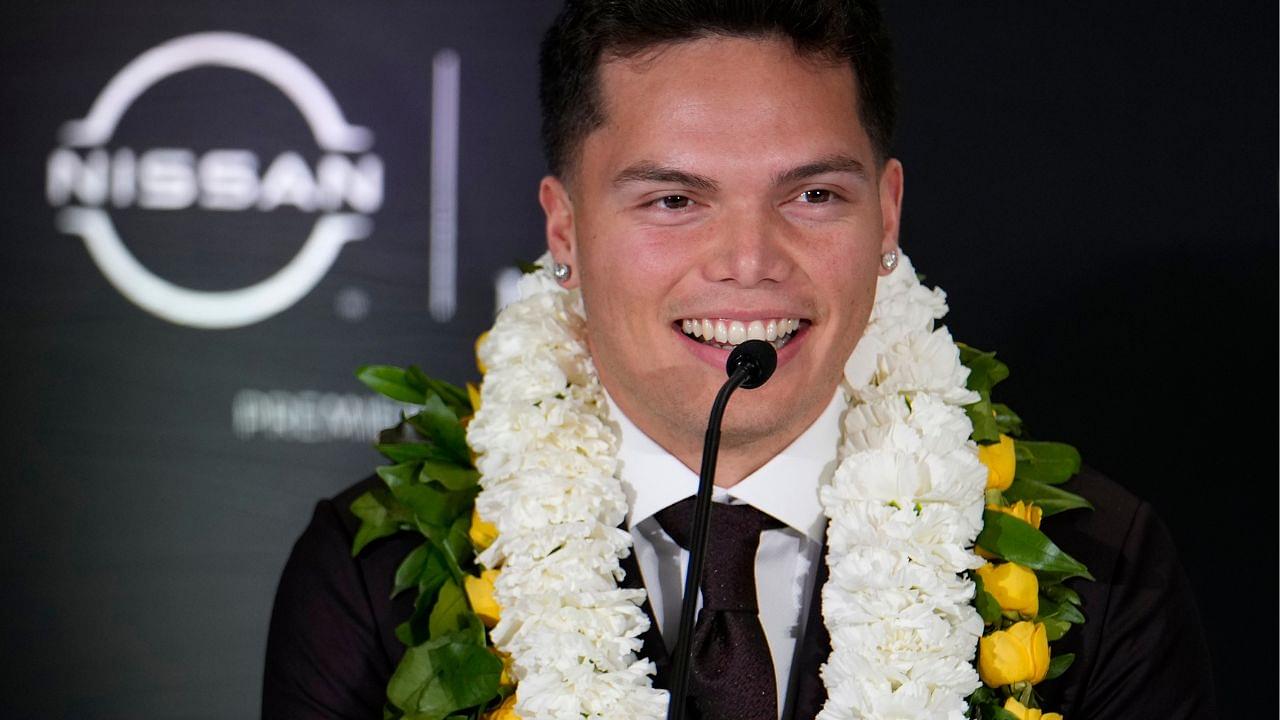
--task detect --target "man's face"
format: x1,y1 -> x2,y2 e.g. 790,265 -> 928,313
542,35 -> 903,459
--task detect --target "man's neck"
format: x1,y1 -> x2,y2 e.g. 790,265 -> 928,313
606,387 -> 839,489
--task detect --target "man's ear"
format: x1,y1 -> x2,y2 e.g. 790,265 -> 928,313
539,175 -> 580,288
877,158 -> 904,275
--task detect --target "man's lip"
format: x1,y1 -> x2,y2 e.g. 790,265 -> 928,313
673,321 -> 809,370
671,311 -> 809,322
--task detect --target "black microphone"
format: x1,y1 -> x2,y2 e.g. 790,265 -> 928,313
665,339 -> 778,720
726,337 -> 778,389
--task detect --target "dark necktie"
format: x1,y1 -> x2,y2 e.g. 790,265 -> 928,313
654,497 -> 784,720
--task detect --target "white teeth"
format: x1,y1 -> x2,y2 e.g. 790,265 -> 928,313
679,316 -> 803,348
728,320 -> 746,345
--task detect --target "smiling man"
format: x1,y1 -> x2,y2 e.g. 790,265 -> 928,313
540,32 -> 900,489
264,2 -> 1215,719
535,21 -> 903,717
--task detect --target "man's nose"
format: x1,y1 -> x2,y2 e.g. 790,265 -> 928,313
701,204 -> 794,287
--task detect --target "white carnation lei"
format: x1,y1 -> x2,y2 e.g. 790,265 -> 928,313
467,252 -> 986,720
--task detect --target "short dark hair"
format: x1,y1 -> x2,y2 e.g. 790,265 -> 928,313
538,0 -> 897,179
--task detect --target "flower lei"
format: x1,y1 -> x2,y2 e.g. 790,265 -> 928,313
352,252 -> 1092,720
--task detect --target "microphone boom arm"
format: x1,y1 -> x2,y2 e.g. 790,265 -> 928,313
665,340 -> 776,720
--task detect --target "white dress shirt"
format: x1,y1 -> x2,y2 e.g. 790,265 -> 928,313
607,390 -> 843,716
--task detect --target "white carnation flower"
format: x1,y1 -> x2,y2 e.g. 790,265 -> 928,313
470,252 -> 983,719
820,255 -> 984,717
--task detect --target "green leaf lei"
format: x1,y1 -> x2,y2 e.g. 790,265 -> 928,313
350,346 -> 1092,719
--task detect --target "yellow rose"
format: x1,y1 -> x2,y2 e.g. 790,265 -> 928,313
978,433 -> 1016,490
978,621 -> 1050,687
467,381 -> 482,414
475,332 -> 490,375
989,500 -> 1043,530
469,507 -> 499,551
975,562 -> 1039,617
483,693 -> 519,720
1003,697 -> 1063,720
464,568 -> 502,627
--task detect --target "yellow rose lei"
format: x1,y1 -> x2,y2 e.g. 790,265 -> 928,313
350,254 -> 1094,719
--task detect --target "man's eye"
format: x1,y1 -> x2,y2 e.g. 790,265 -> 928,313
655,195 -> 691,210
798,189 -> 833,204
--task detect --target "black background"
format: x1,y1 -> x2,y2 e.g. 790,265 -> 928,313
0,2 -> 1274,717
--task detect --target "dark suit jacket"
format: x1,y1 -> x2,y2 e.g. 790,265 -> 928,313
262,467 -> 1216,719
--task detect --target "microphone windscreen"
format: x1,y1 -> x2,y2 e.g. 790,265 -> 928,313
726,339 -> 777,389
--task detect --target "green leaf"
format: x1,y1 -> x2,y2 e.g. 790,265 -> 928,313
377,461 -> 420,488
1003,478 -> 1093,517
991,402 -> 1023,437
394,544 -> 432,597
421,461 -> 480,492
1014,440 -> 1082,485
350,489 -> 412,556
378,443 -> 443,464
419,524 -> 465,582
968,686 -> 1021,720
967,685 -> 998,705
965,397 -> 1002,445
358,365 -> 427,404
428,579 -> 475,639
407,395 -> 471,465
387,633 -> 501,717
396,592 -> 434,647
973,574 -> 1002,625
448,515 -> 476,565
378,463 -> 475,528
964,689 -> 1020,720
408,367 -> 472,415
977,510 -> 1093,580
1042,615 -> 1071,641
419,514 -> 477,582
959,345 -> 1014,444
1045,652 -> 1075,680
958,344 -> 1010,394
418,554 -> 452,600
517,260 -> 542,274
1037,594 -> 1086,625
393,543 -> 452,603
393,548 -> 459,646
1043,583 -> 1082,607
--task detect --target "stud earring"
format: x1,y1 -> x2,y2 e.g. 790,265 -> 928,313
880,249 -> 899,271
553,262 -> 572,282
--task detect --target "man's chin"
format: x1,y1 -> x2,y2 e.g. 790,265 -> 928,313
717,400 -> 807,447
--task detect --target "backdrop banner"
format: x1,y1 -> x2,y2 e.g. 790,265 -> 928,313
0,2 -> 1273,718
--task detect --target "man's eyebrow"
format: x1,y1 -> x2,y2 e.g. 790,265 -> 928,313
774,155 -> 870,186
612,162 -> 720,193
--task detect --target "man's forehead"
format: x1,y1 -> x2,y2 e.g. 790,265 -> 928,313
577,36 -> 870,181
600,32 -> 849,76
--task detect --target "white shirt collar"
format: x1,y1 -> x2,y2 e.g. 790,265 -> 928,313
607,388 -> 843,544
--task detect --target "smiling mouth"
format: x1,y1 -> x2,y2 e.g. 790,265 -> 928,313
677,317 -> 806,351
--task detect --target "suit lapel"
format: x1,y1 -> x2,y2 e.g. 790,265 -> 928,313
620,547 -> 672,689
783,537 -> 831,720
